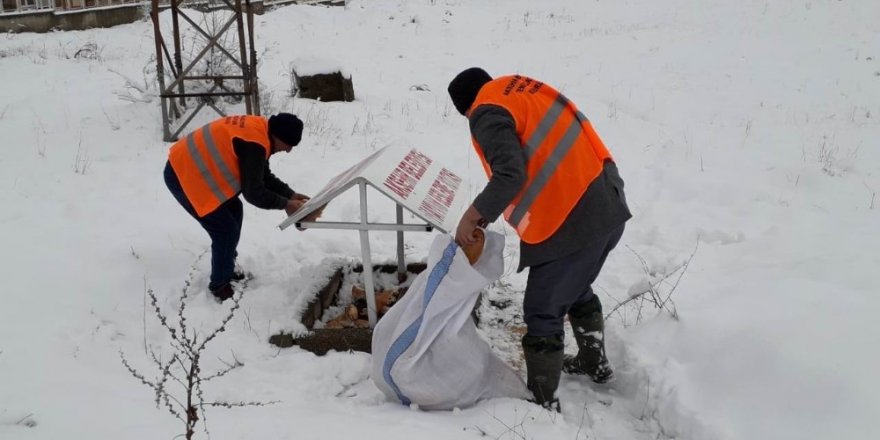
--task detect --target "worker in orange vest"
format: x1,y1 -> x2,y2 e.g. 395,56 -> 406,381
163,113 -> 310,302
448,68 -> 631,411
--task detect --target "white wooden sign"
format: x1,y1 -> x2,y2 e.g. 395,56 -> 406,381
279,144 -> 468,233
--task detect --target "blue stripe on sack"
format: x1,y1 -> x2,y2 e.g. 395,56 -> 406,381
382,241 -> 458,406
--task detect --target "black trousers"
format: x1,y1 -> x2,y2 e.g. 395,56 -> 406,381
523,224 -> 625,337
164,161 -> 243,290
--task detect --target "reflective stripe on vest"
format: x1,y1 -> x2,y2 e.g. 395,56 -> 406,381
509,106 -> 582,228
469,76 -> 611,243
523,94 -> 569,161
183,125 -> 241,204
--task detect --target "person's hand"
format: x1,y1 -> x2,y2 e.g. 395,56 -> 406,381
455,205 -> 484,246
285,198 -> 305,216
292,193 -> 311,202
302,203 -> 326,223
295,203 -> 327,231
285,192 -> 313,216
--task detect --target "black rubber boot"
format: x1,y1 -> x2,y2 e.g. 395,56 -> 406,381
522,334 -> 564,412
231,269 -> 253,282
232,261 -> 254,282
563,295 -> 614,383
209,283 -> 235,302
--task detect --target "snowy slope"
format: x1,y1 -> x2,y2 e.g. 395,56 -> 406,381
1,1 -> 878,439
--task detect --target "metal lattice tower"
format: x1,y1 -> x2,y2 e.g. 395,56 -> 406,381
150,0 -> 261,141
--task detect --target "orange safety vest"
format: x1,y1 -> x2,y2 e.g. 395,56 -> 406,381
469,75 -> 612,244
168,115 -> 271,217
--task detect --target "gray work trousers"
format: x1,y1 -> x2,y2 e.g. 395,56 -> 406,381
523,224 -> 625,337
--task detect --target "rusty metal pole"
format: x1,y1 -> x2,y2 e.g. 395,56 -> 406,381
170,0 -> 185,113
233,0 -> 251,114
245,0 -> 260,115
151,0 -> 172,141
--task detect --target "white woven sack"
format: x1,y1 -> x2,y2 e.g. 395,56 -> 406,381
371,231 -> 529,410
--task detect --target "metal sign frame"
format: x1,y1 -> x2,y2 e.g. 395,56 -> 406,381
281,177 -> 440,327
279,145 -> 468,328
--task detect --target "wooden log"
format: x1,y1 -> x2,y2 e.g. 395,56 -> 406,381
269,329 -> 373,355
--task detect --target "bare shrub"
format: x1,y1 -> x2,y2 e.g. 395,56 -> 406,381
102,106 -> 121,131
120,263 -> 276,439
606,241 -> 700,326
73,42 -> 102,61
817,134 -> 858,177
73,134 -> 92,175
32,117 -> 48,158
110,64 -> 159,104
259,82 -> 278,116
0,45 -> 29,59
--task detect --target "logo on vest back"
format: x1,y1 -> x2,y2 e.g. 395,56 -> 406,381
502,75 -> 544,96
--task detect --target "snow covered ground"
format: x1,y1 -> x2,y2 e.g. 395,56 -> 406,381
1,0 -> 878,439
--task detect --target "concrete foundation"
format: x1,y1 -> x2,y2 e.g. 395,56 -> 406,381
0,5 -> 145,33
0,0 -> 343,34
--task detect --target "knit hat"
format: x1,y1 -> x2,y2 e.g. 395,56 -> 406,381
448,67 -> 493,116
268,113 -> 303,146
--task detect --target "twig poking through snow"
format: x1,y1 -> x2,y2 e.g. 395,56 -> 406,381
606,240 -> 700,324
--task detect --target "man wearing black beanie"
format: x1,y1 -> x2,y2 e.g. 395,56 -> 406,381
164,113 -> 311,301
448,68 -> 631,411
